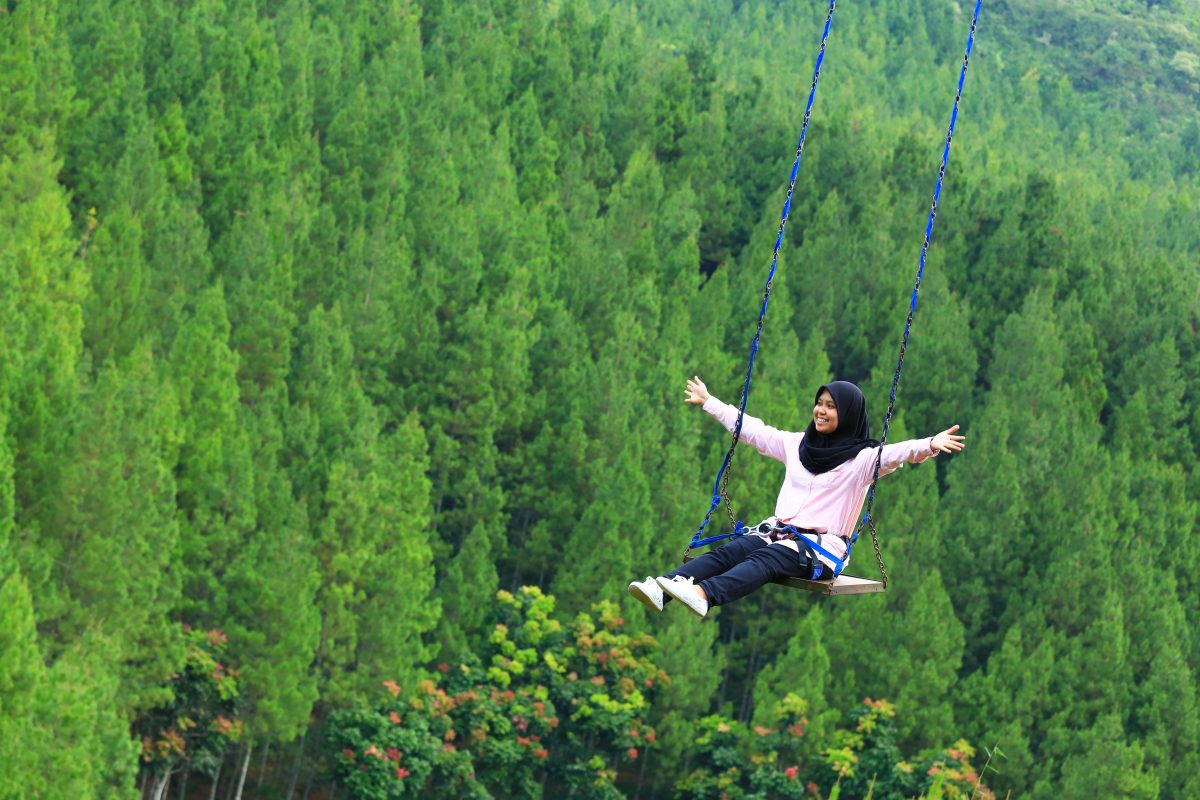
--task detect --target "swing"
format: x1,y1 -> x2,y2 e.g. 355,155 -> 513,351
682,548 -> 889,596
682,524 -> 887,596
682,0 -> 982,596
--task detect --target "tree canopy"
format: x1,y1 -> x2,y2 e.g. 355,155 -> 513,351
1,0 -> 1197,798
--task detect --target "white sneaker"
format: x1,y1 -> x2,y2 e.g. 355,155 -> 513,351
656,575 -> 709,618
627,576 -> 664,612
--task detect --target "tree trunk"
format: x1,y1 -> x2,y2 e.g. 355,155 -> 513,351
739,645 -> 759,723
177,765 -> 189,800
207,759 -> 223,800
738,617 -> 765,723
151,768 -> 173,800
633,745 -> 650,800
233,743 -> 253,800
223,747 -> 239,800
717,624 -> 734,705
286,731 -> 308,800
258,742 -> 271,787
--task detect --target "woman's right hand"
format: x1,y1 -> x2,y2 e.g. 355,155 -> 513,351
684,375 -> 710,405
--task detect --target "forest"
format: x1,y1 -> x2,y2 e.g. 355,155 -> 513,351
1,0 -> 1198,798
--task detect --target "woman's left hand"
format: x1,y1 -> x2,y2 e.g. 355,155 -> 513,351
931,425 -> 966,454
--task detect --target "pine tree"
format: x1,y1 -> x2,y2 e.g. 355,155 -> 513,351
36,633 -> 141,798
169,285 -> 256,625
1056,714 -> 1159,800
221,407 -> 321,747
215,189 -> 302,405
1134,633 -> 1200,798
0,565 -> 50,800
57,0 -> 148,214
43,346 -> 184,714
645,618 -> 726,793
829,566 -> 965,749
752,605 -> 837,750
0,426 -> 134,797
80,109 -> 176,361
289,307 -> 438,707
871,267 -> 978,444
550,426 -> 654,615
0,0 -> 88,591
958,611 -> 1058,797
0,417 -> 43,798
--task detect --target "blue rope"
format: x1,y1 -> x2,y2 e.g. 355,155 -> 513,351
852,0 -> 982,587
688,0 -> 838,554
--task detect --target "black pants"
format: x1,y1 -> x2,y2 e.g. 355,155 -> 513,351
663,535 -> 823,607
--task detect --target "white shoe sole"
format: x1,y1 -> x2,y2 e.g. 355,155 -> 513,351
627,581 -> 663,612
628,582 -> 667,614
656,577 -> 708,618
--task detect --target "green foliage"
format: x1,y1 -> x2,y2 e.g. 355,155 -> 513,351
752,605 -> 836,764
0,565 -> 44,800
672,710 -> 812,800
222,410 -> 321,744
291,307 -> 438,709
42,348 -> 184,713
2,0 -> 1199,795
326,702 -> 469,800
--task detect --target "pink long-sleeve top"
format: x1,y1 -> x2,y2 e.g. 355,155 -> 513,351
703,396 -> 938,571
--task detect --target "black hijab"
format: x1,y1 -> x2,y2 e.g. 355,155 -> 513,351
797,381 -> 880,475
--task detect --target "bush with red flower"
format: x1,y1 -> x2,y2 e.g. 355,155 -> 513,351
674,697 -> 993,800
132,627 -> 244,788
324,695 -> 476,800
326,587 -> 666,799
817,699 -> 994,800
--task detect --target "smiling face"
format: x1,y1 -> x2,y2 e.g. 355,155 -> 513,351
813,389 -> 839,434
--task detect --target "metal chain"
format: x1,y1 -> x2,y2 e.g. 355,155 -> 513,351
857,0 -> 981,589
687,0 -> 837,561
868,506 -> 888,587
719,449 -> 738,531
683,411 -> 741,561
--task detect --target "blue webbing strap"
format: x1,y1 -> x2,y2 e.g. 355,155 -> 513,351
691,523 -> 847,580
689,521 -> 749,550
799,535 -> 847,577
853,0 -> 982,589
688,0 -> 838,556
777,524 -> 846,578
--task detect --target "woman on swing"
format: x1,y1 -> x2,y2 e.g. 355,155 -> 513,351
628,376 -> 966,618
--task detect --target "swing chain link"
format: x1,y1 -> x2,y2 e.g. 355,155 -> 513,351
719,447 -> 738,532
856,0 -> 978,587
867,514 -> 888,589
687,0 -> 835,564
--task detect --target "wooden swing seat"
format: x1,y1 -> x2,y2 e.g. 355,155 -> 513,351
681,555 -> 884,596
775,573 -> 884,596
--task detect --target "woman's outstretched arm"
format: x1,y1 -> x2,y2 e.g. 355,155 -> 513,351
684,375 -> 793,463
873,424 -> 967,476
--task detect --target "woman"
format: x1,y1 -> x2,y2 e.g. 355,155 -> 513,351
628,376 -> 966,618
